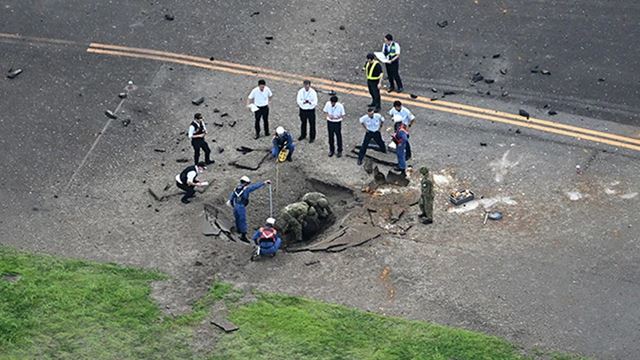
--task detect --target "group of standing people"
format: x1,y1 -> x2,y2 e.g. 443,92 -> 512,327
174,33 -> 433,259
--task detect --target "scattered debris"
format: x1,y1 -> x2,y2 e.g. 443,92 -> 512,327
480,142 -> 487,146
121,119 -> 131,127
289,224 -> 383,253
443,90 -> 456,96
484,79 -> 495,84
310,18 -> 316,22
228,121 -> 237,127
304,260 -> 320,266
236,146 -> 254,154
489,149 -> 523,183
598,78 -> 605,82
164,14 -> 174,21
213,121 -> 224,127
105,110 -> 118,119
216,146 -> 224,154
250,11 -> 260,17
437,20 -> 448,28
265,36 -> 274,40
176,158 -> 190,163
213,108 -> 220,113
1,273 -> 21,283
566,191 -> 584,201
448,196 -> 517,214
488,211 -> 503,220
540,69 -> 551,75
230,151 -> 270,170
430,88 -> 438,93
153,148 -> 166,153
432,174 -> 450,186
7,68 -> 23,79
515,129 -> 521,134
548,110 -> 558,116
499,68 -> 508,75
518,109 -> 530,119
472,72 -> 484,83
620,192 -> 638,200
118,92 -> 127,99
209,57 -> 215,61
192,97 -> 205,106
220,113 -> 229,117
492,53 -> 501,58
501,91 -> 509,97
530,65 -> 540,74
339,25 -> 345,30
410,93 -> 418,99
450,189 -> 475,206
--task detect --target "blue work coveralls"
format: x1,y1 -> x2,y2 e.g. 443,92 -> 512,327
394,127 -> 409,170
229,182 -> 266,234
271,132 -> 295,160
252,226 -> 282,256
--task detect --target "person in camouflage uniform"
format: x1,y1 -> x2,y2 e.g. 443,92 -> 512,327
418,167 -> 434,224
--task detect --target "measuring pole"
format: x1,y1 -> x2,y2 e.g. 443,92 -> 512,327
268,183 -> 273,217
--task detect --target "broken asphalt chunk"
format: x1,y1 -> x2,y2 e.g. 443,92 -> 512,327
437,20 -> 448,28
153,148 -> 166,153
518,109 -> 530,119
7,68 -> 23,79
265,36 -> 274,40
176,158 -> 189,163
220,113 -> 229,117
250,11 -> 260,17
499,68 -> 508,75
548,110 -> 558,116
164,14 -> 174,21
236,146 -> 254,154
105,110 -> 118,119
192,97 -> 205,106
471,72 -> 484,83
443,90 -> 456,96
540,69 -> 551,75
492,53 -> 501,58
228,121 -> 237,127
430,88 -> 438,93
484,79 -> 495,84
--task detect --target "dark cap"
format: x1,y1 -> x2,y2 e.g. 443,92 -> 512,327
366,53 -> 375,60
194,113 -> 203,119
196,161 -> 207,168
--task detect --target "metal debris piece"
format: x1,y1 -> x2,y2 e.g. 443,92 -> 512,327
339,25 -> 345,30
220,113 -> 229,117
105,110 -> 118,119
265,36 -> 274,40
213,121 -> 224,127
7,68 -> 23,79
175,158 -> 189,163
410,93 -> 418,99
443,90 -> 456,96
431,88 -> 438,93
228,120 -> 237,127
304,260 -> 320,266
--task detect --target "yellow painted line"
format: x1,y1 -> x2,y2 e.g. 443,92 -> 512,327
89,42 -> 640,148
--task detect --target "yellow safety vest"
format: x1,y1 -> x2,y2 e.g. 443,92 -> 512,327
365,60 -> 382,80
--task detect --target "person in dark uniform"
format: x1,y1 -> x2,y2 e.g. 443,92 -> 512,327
364,53 -> 384,112
250,217 -> 282,261
188,113 -> 214,165
271,126 -> 295,162
419,167 -> 434,224
382,34 -> 403,92
175,162 -> 208,204
227,176 -> 271,242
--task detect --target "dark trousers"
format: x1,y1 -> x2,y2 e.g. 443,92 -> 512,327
358,130 -> 386,162
385,60 -> 403,90
327,121 -> 343,154
191,138 -> 211,164
367,80 -> 381,110
254,105 -> 270,136
176,181 -> 195,202
299,108 -> 316,140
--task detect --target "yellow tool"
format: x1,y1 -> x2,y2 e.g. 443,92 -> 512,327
277,148 -> 289,163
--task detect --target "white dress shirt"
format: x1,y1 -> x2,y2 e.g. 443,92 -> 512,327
188,121 -> 207,139
360,113 -> 384,131
248,86 -> 272,107
388,106 -> 415,126
297,87 -> 318,110
175,170 -> 197,184
323,102 -> 346,122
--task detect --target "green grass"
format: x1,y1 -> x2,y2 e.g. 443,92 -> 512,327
0,247 -> 584,359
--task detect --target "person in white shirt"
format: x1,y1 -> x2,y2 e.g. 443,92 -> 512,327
388,100 -> 415,160
188,113 -> 214,165
357,107 -> 387,166
383,34 -> 403,92
296,80 -> 318,142
175,162 -> 208,204
322,95 -> 346,158
247,79 -> 273,139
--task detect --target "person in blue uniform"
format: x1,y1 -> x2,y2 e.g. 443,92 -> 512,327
392,123 -> 410,172
271,126 -> 295,161
228,176 -> 271,242
251,217 -> 282,260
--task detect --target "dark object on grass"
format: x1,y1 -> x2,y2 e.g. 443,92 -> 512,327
518,109 -> 530,119
548,110 -> 558,116
211,318 -> 239,333
437,20 -> 448,28
164,14 -> 174,21
192,97 -> 205,106
105,110 -> 118,119
7,68 -> 23,79
472,72 -> 484,83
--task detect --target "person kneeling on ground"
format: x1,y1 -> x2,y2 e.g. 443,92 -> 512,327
251,217 -> 282,260
175,161 -> 209,204
272,126 -> 295,162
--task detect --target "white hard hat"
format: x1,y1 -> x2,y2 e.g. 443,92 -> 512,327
240,175 -> 251,183
266,217 -> 276,225
276,126 -> 285,135
393,114 -> 403,123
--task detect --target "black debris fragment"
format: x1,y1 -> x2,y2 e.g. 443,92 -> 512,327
492,53 -> 501,58
437,20 -> 448,28
530,65 -> 540,74
121,119 -> 131,127
540,69 -> 551,75
265,41 -> 270,45
485,91 -> 492,95
598,78 -> 605,82
548,110 -> 558,116
499,68 -> 508,75
213,121 -> 224,127
310,18 -> 316,22
518,109 -> 530,119
236,146 -> 254,154
339,25 -> 345,30
228,121 -> 237,127
265,36 -> 274,40
472,72 -> 484,83
484,79 -> 495,84
501,91 -> 509,97
543,104 -> 550,109
304,260 -> 320,266
250,11 -> 260,17
176,158 -> 189,163
154,148 -> 166,153
515,129 -> 521,134
7,68 -> 23,79
220,113 -> 229,117
192,97 -> 205,106
410,94 -> 418,99
430,98 -> 438,101
328,90 -> 337,96
105,110 -> 118,119
194,261 -> 203,266
217,147 -> 225,153
443,90 -> 456,96
118,92 -> 127,99
164,14 -> 174,21
209,57 -> 215,61
431,88 -> 438,93
213,108 -> 220,113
